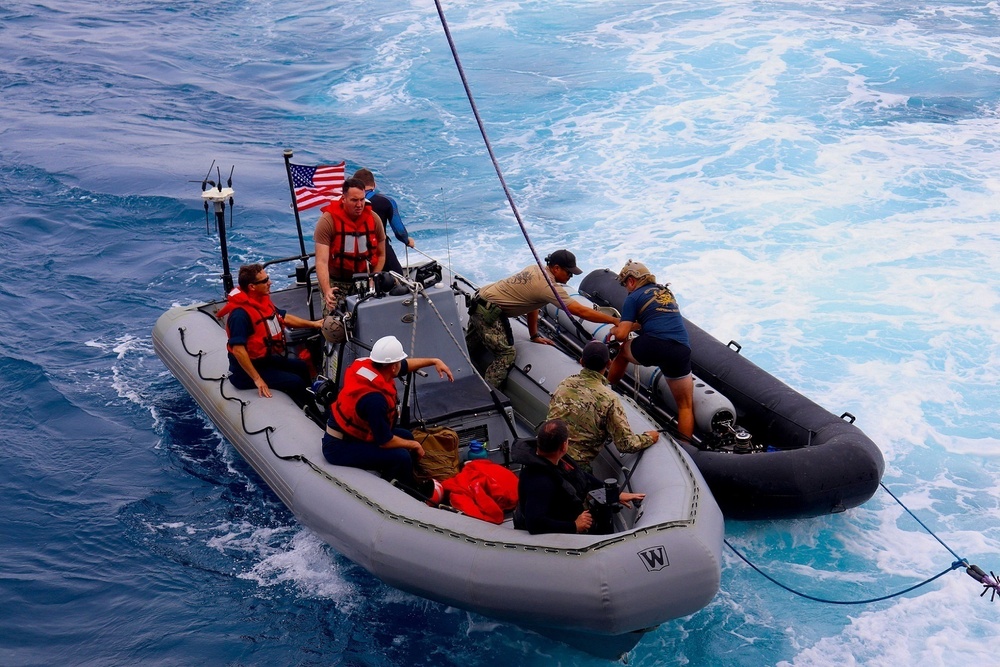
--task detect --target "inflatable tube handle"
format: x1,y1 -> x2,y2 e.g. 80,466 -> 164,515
727,340 -> 742,353
839,412 -> 856,424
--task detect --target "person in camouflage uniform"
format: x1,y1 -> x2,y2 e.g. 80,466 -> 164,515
466,250 -> 619,388
547,340 -> 659,473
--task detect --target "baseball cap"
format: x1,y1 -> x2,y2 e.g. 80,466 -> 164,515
580,340 -> 610,370
546,249 -> 583,275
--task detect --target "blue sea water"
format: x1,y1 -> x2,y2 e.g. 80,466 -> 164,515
2,0 -> 999,664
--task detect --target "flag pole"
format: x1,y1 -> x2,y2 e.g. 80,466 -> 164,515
283,149 -> 310,273
284,149 -> 321,320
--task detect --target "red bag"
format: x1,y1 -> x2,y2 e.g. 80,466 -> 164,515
441,460 -> 518,524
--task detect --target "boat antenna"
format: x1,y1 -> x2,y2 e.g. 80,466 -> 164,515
200,160 -> 216,234
226,164 -> 235,226
198,161 -> 237,294
431,0 -> 581,327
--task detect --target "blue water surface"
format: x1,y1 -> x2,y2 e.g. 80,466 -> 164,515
2,1 -> 999,665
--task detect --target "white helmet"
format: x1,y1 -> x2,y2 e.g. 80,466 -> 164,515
370,336 -> 408,363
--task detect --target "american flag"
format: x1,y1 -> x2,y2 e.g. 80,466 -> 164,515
288,161 -> 345,211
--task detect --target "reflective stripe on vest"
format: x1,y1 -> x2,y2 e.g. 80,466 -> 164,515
320,201 -> 380,278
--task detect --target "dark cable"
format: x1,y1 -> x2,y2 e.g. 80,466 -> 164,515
431,0 -> 582,329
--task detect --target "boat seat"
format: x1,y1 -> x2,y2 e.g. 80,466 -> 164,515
407,374 -> 509,424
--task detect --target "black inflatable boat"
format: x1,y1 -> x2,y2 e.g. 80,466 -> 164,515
544,269 -> 885,521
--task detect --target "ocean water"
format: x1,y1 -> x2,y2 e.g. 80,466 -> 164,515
2,0 -> 999,664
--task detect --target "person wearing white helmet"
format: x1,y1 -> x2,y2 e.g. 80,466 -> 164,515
322,335 -> 453,499
608,260 -> 695,441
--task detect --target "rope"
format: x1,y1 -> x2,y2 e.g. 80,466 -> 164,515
406,279 -> 419,359
391,269 -> 525,442
177,324 -> 300,463
879,481 -> 963,562
397,273 -> 478,376
728,480 -> 994,604
725,539 -> 963,605
431,0 -> 577,321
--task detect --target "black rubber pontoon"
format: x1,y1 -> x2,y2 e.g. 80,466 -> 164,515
578,269 -> 885,520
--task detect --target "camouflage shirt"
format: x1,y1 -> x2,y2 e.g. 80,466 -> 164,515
547,368 -> 654,471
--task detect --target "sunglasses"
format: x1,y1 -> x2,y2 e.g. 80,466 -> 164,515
252,276 -> 271,285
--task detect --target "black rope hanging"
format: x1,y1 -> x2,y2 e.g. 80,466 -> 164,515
431,0 -> 581,328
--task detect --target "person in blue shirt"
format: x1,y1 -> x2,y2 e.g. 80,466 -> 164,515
608,260 -> 695,440
353,168 -> 414,276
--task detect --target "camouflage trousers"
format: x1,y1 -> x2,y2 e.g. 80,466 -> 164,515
321,279 -> 355,316
466,302 -> 515,388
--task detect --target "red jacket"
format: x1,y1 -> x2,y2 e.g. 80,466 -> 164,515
217,288 -> 286,359
332,358 -> 398,442
441,460 -> 519,524
320,201 -> 381,279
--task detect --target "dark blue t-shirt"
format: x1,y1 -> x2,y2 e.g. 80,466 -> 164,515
621,284 -> 689,346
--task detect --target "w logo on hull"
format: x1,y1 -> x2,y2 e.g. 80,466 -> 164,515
637,546 -> 669,572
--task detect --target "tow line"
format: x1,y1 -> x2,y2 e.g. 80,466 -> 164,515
726,481 -> 1000,604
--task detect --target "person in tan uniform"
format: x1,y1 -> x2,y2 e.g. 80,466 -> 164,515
466,250 -> 619,388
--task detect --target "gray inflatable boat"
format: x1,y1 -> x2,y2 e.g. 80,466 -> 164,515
153,263 -> 724,659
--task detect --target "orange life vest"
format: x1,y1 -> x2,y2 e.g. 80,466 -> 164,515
320,201 -> 381,279
332,358 -> 398,442
217,288 -> 286,359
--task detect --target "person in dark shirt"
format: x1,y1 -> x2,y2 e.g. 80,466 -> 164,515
353,168 -> 415,276
608,260 -> 695,440
218,264 -> 322,407
514,419 -> 644,535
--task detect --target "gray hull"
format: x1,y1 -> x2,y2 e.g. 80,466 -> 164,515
152,277 -> 723,657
